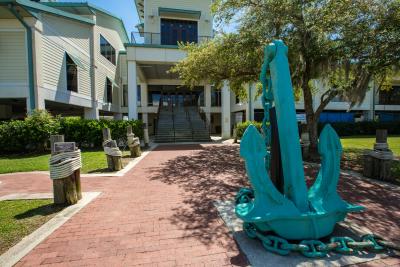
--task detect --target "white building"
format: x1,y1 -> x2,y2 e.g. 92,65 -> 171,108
1,0 -> 399,141
0,0 -> 129,120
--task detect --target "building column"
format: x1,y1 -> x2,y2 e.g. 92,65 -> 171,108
88,14 -> 99,120
246,83 -> 255,121
140,83 -> 148,125
84,107 -> 99,119
31,19 -> 44,111
128,61 -> 138,120
205,84 -> 211,122
368,83 -> 376,121
221,81 -> 231,139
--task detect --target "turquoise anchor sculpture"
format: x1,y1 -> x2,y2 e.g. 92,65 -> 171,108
236,40 -> 364,240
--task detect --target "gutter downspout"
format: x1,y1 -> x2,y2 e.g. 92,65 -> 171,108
8,4 -> 36,111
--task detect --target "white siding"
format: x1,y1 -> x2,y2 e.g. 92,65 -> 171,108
41,14 -> 91,97
0,31 -> 27,83
41,14 -> 90,52
95,13 -> 125,103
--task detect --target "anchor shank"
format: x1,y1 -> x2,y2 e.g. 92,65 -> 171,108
268,42 -> 309,212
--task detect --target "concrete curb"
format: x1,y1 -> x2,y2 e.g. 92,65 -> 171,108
0,171 -> 49,177
82,143 -> 158,177
0,193 -> 53,201
0,144 -> 159,179
0,192 -> 101,267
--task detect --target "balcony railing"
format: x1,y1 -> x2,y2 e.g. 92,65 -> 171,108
131,32 -> 213,46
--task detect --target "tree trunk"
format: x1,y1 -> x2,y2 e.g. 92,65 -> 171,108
307,119 -> 319,159
302,78 -> 319,159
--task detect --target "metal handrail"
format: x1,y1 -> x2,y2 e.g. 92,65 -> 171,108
198,106 -> 212,135
155,96 -> 163,134
131,31 -> 213,45
185,106 -> 194,140
171,100 -> 176,142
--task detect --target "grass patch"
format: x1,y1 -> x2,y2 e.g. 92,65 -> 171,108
341,136 -> 400,157
340,136 -> 400,183
0,199 -> 64,254
0,149 -> 131,174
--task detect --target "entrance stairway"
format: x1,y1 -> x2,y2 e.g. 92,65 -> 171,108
155,106 -> 211,143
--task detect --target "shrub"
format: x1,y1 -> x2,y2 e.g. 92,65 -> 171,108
59,118 -> 143,148
235,120 -> 400,139
236,121 -> 263,139
0,110 -> 60,153
319,121 -> 400,136
0,111 -> 143,154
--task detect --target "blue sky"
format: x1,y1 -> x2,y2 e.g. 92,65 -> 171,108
68,0 -> 140,32
67,0 -> 236,34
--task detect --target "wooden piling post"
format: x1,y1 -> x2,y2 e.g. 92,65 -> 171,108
50,135 -> 82,205
102,128 -> 123,171
127,126 -> 141,157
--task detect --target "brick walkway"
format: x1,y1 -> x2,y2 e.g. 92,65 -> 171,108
0,144 -> 399,266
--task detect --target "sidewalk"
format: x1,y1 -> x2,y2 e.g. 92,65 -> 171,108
8,144 -> 248,266
0,144 -> 398,266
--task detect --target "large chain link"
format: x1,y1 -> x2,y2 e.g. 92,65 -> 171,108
243,222 -> 399,258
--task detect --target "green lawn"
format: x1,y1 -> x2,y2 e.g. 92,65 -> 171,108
0,149 -> 130,174
340,136 -> 400,182
0,199 -> 64,254
341,136 -> 400,157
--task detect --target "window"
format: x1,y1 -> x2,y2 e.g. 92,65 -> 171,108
66,54 -> 78,92
379,86 -> 400,105
235,95 -> 241,104
100,35 -> 116,65
137,85 -> 141,106
106,78 -> 113,103
211,87 -> 222,107
122,85 -> 128,107
161,19 -> 198,45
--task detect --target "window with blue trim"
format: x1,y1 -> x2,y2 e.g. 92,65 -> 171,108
66,54 -> 78,92
161,19 -> 198,45
100,35 -> 116,65
106,78 -> 113,104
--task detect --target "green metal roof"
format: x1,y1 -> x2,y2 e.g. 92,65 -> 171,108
0,0 -> 96,25
158,7 -> 201,20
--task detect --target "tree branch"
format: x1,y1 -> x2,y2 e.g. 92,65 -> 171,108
315,90 -> 338,117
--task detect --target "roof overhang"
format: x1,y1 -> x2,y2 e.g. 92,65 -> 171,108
158,7 -> 201,20
134,0 -> 144,22
0,0 -> 95,25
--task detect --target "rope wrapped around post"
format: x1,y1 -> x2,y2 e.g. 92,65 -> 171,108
102,138 -> 123,171
103,140 -> 123,157
49,150 -> 82,180
48,137 -> 82,205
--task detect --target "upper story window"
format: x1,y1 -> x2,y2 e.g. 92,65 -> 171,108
161,19 -> 198,45
100,35 -> 116,65
379,86 -> 400,105
106,78 -> 113,104
66,54 -> 78,92
211,87 -> 222,107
